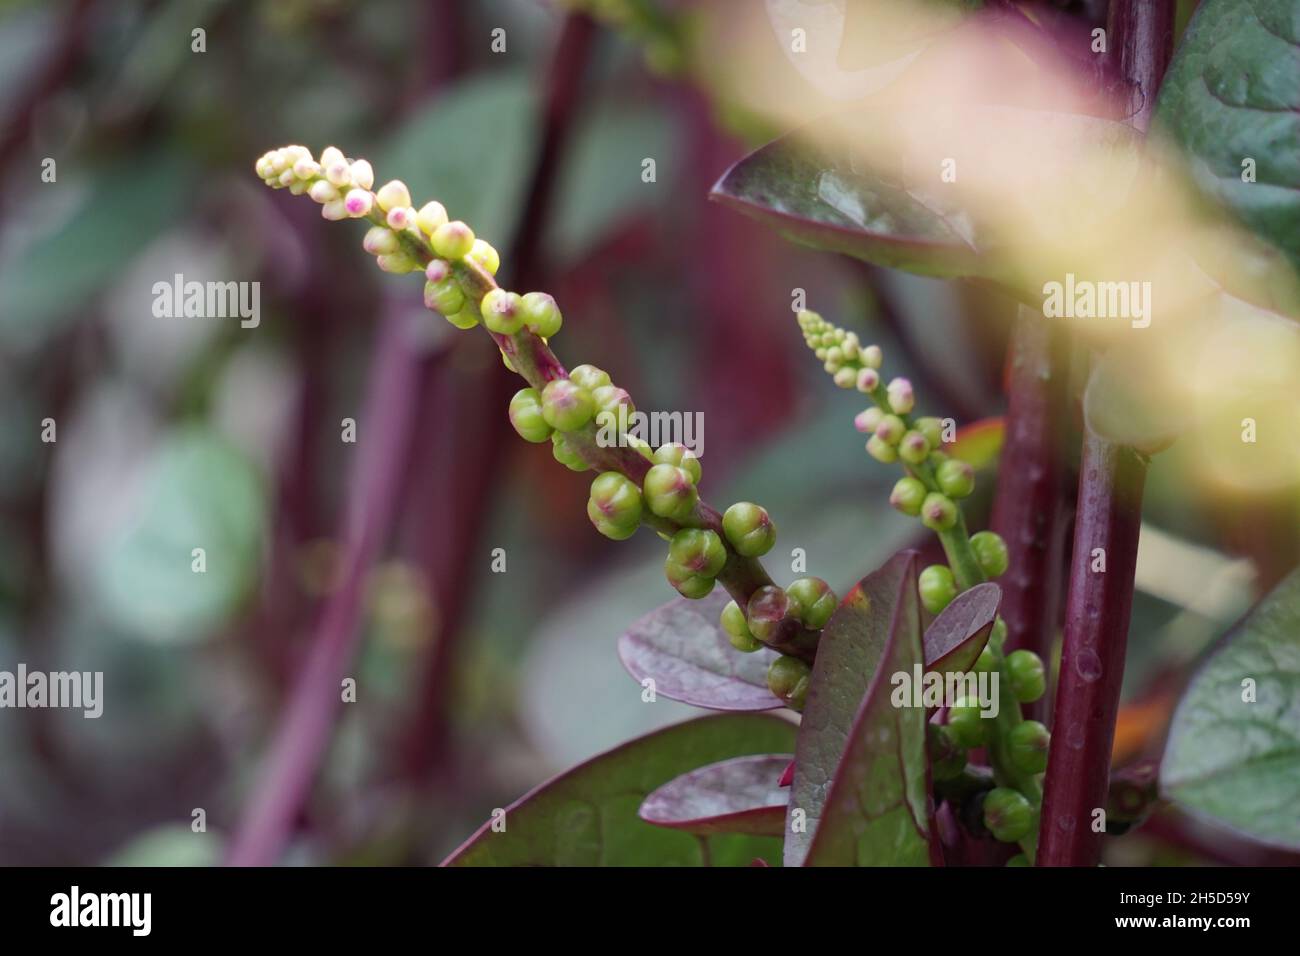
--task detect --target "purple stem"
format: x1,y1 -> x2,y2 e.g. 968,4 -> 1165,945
1035,0 -> 1174,868
225,316 -> 432,866
989,306 -> 1069,720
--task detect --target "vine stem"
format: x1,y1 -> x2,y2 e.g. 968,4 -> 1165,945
225,316 -> 432,866
1035,0 -> 1174,869
989,307 -> 1070,720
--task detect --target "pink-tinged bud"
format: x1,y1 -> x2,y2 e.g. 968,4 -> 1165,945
377,252 -> 416,274
284,145 -> 311,165
363,226 -> 400,256
308,180 -> 338,204
416,201 -> 448,236
431,220 -> 475,259
278,169 -> 296,187
344,189 -> 374,218
386,206 -> 413,230
856,367 -> 880,392
862,344 -> 883,369
325,160 -> 351,187
349,159 -> 374,190
320,146 -> 345,168
321,199 -> 348,220
887,377 -> 915,414
269,149 -> 288,173
375,180 -> 412,213
425,259 -> 452,283
854,407 -> 884,434
293,157 -> 320,179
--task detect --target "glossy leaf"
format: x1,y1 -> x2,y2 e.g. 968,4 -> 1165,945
1154,0 -> 1300,272
639,754 -> 792,837
443,715 -> 796,866
1161,568 -> 1300,851
924,582 -> 1000,677
618,590 -> 781,712
786,551 -> 936,866
711,129 -> 986,278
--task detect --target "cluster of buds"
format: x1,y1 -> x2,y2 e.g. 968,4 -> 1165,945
258,144 -> 830,710
798,305 -> 1047,854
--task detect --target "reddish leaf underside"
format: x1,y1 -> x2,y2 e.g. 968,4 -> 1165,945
924,582 -> 1001,677
618,591 -> 781,712
639,754 -> 792,837
786,551 -> 938,866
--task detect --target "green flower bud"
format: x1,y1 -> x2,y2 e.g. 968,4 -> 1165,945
1008,720 -> 1051,775
626,435 -> 654,462
375,179 -> 411,213
854,407 -> 884,434
1006,649 -> 1046,704
866,435 -> 898,463
551,431 -> 588,472
886,377 -> 915,415
508,388 -> 553,443
833,367 -> 857,389
446,308 -> 480,330
468,239 -> 500,275
974,647 -> 997,674
746,585 -> 789,641
861,344 -> 883,369
920,492 -> 958,532
642,463 -> 698,522
890,477 -> 927,516
416,200 -> 448,236
587,471 -> 644,541
669,528 -> 727,578
767,655 -> 811,711
915,416 -> 945,449
376,252 -> 416,274
721,600 -> 763,652
363,226 -> 401,256
927,723 -> 967,782
919,564 -> 957,614
898,430 -> 930,465
664,557 -> 715,599
989,616 -> 1008,651
721,502 -> 776,557
875,414 -> 906,446
785,577 -> 837,629
935,458 -> 975,499
970,530 -> 1009,578
520,292 -> 562,338
652,443 -> 702,484
591,385 -> 635,429
947,696 -> 989,748
568,364 -> 610,391
424,278 -> 466,316
480,288 -> 525,335
431,220 -> 475,259
982,787 -> 1034,843
540,378 -> 595,432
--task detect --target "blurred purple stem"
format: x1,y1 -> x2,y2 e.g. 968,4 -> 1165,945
226,316 -> 430,866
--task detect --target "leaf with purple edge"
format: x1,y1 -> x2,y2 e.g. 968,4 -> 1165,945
639,754 -> 792,837
785,551 -> 937,866
924,582 -> 1001,678
618,591 -> 781,712
710,125 -> 987,279
443,714 -> 796,867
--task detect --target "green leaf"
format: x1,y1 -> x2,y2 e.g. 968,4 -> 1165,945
786,551 -> 936,866
96,427 -> 265,643
0,154 -> 193,351
711,127 -> 986,278
1153,0 -> 1300,273
443,714 -> 796,866
1161,567 -> 1300,851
